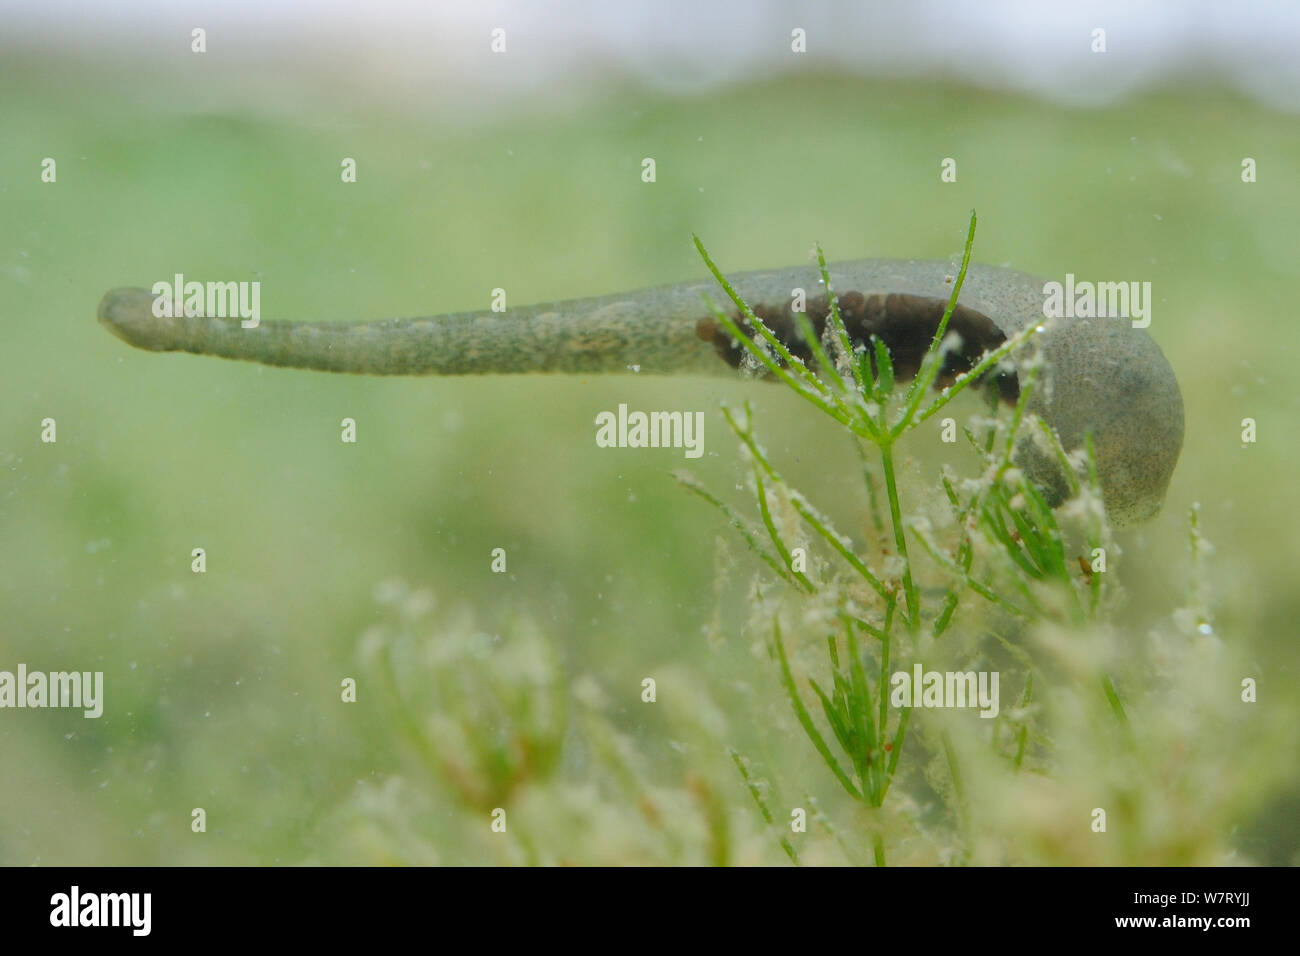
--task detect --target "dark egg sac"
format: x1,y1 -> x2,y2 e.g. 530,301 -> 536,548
695,291 -> 1020,403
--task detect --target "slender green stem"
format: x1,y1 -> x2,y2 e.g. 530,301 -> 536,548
1013,673 -> 1033,770
844,616 -> 878,799
856,439 -> 886,535
814,244 -> 870,399
1101,674 -> 1129,727
788,495 -> 891,602
702,294 -> 850,424
674,471 -> 798,587
882,705 -> 909,797
877,597 -> 895,751
912,322 -> 1043,428
729,749 -> 799,864
893,209 -> 977,437
772,620 -> 862,800
879,441 -> 920,633
754,467 -> 815,593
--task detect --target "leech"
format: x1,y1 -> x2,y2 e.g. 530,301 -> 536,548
98,259 -> 1183,524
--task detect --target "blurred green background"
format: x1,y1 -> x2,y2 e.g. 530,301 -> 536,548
2,46 -> 1298,864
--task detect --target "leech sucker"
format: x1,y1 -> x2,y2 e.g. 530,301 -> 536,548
98,258 -> 1184,524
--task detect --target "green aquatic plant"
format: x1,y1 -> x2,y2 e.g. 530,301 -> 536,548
678,212 -> 1151,864
317,580 -> 753,865
312,215 -> 1284,867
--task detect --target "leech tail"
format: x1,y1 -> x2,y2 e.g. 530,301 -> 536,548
97,286 -> 723,376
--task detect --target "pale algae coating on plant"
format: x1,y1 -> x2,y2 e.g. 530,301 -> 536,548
98,258 -> 1183,525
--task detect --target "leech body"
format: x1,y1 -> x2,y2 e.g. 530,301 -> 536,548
98,259 -> 1184,524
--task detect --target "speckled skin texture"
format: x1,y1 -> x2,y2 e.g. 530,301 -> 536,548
99,258 -> 1183,524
